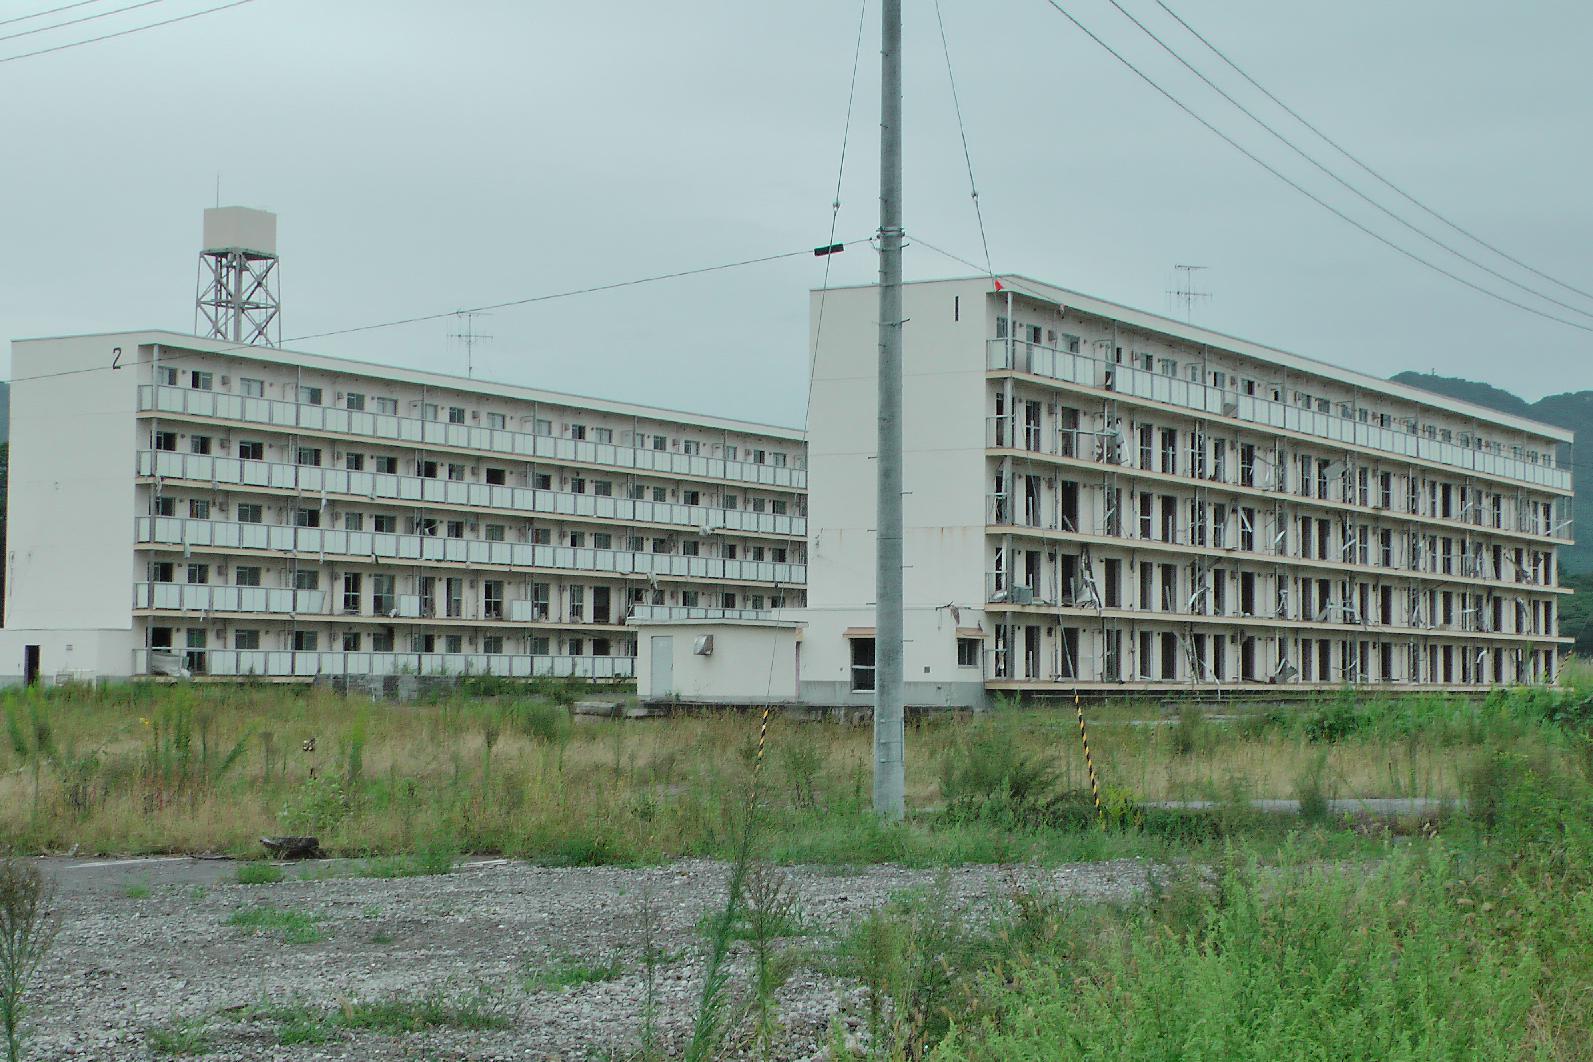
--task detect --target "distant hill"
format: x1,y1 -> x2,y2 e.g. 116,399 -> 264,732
1391,371 -> 1590,575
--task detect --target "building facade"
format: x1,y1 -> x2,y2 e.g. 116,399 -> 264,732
0,332 -> 806,683
637,274 -> 1573,706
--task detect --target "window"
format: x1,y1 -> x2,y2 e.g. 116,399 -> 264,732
293,569 -> 320,591
149,561 -> 174,582
681,591 -> 700,607
374,455 -> 398,475
342,632 -> 362,653
190,435 -> 212,455
186,563 -> 209,584
345,392 -> 365,411
533,472 -> 552,490
235,566 -> 261,586
683,440 -> 701,456
447,463 -> 465,481
238,440 -> 264,461
296,447 -> 322,467
234,630 -> 260,650
157,366 -> 178,386
485,524 -> 505,542
534,418 -> 552,436
419,460 -> 439,479
372,574 -> 395,615
483,580 -> 504,619
593,533 -> 613,550
342,572 -> 362,613
956,637 -> 980,667
652,435 -> 666,450
850,638 -> 876,692
445,634 -> 463,654
569,531 -> 586,548
485,467 -> 506,485
531,636 -> 551,655
568,585 -> 585,620
482,636 -> 504,655
298,386 -> 323,406
569,424 -> 586,441
446,521 -> 465,539
294,508 -> 321,528
681,540 -> 699,557
448,406 -> 466,424
371,629 -> 394,652
593,480 -> 613,497
237,503 -> 262,524
423,403 -> 439,421
292,630 -> 319,652
190,370 -> 213,391
345,453 -> 365,471
362,395 -> 393,415
185,629 -> 207,674
594,427 -> 613,444
683,489 -> 701,506
487,412 -> 506,430
154,431 -> 177,451
189,499 -> 210,520
239,377 -> 264,398
373,514 -> 398,534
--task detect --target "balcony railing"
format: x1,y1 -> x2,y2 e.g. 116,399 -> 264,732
135,648 -> 634,679
626,604 -> 776,622
141,385 -> 806,489
137,450 -> 804,538
135,582 -> 325,614
136,516 -> 806,587
987,339 -> 1572,491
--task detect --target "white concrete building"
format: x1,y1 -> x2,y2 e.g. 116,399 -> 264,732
0,332 -> 806,684
637,275 -> 1574,706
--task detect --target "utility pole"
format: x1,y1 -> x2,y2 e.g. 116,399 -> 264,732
873,0 -> 905,820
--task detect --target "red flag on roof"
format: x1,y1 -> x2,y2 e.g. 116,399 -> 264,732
993,278 -> 1004,291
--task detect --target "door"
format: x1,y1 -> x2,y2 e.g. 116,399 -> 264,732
23,645 -> 40,687
649,636 -> 674,696
592,586 -> 612,625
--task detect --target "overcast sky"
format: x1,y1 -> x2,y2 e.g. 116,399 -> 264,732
1,0 -> 1589,428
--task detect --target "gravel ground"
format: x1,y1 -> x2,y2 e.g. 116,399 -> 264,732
24,855 -> 1150,1061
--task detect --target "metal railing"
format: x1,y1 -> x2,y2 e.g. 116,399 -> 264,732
988,339 -> 1571,491
135,582 -> 325,614
626,604 -> 776,622
134,648 -> 634,679
141,385 -> 806,489
137,450 -> 804,538
136,516 -> 806,587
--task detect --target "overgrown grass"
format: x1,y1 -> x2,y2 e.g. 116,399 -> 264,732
234,863 -> 283,885
521,953 -> 625,992
225,905 -> 322,944
0,671 -> 1587,864
248,988 -> 510,1046
146,1017 -> 212,1056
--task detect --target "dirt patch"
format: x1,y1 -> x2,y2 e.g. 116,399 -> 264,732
28,856 -> 1148,1060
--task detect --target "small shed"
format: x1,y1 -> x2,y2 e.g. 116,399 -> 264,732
632,617 -> 803,705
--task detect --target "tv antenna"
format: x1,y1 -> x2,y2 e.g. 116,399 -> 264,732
449,311 -> 494,379
1167,264 -> 1211,323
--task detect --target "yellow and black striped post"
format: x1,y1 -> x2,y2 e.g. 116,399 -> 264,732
1075,691 -> 1105,830
751,705 -> 771,806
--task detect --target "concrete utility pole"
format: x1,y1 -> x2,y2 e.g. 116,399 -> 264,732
873,0 -> 906,820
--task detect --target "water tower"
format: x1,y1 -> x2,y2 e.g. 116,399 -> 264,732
195,206 -> 280,346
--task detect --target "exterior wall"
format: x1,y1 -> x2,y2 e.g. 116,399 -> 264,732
793,606 -> 990,709
3,331 -> 808,682
0,629 -> 140,684
635,622 -> 799,702
5,335 -> 141,632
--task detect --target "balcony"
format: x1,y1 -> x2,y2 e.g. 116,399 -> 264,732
137,450 -> 805,538
134,648 -> 634,680
135,582 -> 325,614
626,604 -> 776,622
987,339 -> 1572,492
136,516 -> 806,587
140,385 -> 806,490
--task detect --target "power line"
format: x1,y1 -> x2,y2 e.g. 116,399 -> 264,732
0,0 -> 168,45
1154,0 -> 1593,306
1102,0 -> 1593,323
1033,0 -> 1593,336
807,0 -> 870,427
0,0 -> 254,65
7,239 -> 871,385
0,0 -> 109,29
932,0 -> 995,283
